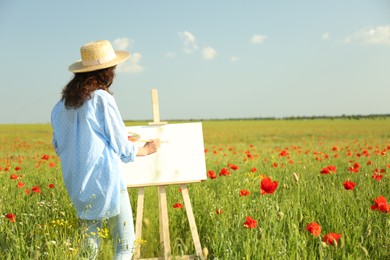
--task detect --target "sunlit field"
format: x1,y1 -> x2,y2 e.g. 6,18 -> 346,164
1,119 -> 389,259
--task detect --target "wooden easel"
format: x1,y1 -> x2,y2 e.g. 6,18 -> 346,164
133,89 -> 204,260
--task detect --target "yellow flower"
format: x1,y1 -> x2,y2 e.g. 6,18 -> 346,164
134,238 -> 147,246
97,227 -> 109,239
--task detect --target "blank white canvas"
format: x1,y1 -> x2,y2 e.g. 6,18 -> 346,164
122,122 -> 207,187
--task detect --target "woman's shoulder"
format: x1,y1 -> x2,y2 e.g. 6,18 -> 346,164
94,89 -> 111,97
93,89 -> 115,102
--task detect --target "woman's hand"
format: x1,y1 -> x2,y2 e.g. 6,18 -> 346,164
136,139 -> 161,156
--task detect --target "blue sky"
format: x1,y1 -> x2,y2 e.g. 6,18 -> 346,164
0,0 -> 389,124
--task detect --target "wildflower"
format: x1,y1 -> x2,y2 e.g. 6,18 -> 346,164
6,213 -> 16,223
260,177 -> 278,195
372,173 -> 383,181
239,190 -> 250,197
321,165 -> 337,174
343,181 -> 356,190
173,203 -> 183,209
49,162 -> 56,167
10,174 -> 18,180
306,222 -> 321,237
32,186 -> 41,193
372,169 -> 383,181
243,216 -> 257,229
323,233 -> 342,246
216,209 -> 223,214
17,182 -> 25,188
134,238 -> 147,246
207,170 -> 217,179
15,166 -> 21,171
219,168 -> 230,176
42,154 -> 50,160
251,167 -> 257,173
371,196 -> 390,213
279,150 -> 289,157
230,164 -> 239,170
48,183 -> 55,189
97,227 -> 109,239
348,162 -> 360,173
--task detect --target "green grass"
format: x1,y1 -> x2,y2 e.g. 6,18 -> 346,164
0,119 -> 389,259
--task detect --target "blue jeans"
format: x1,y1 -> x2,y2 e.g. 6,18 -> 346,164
79,190 -> 135,259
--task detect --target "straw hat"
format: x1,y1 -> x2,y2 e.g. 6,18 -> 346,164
68,40 -> 130,73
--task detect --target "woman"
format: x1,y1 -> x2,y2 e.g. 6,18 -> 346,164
51,40 -> 160,259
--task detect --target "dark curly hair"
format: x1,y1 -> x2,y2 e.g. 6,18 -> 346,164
61,66 -> 116,108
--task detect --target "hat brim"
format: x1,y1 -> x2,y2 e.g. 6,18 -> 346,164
68,51 -> 130,73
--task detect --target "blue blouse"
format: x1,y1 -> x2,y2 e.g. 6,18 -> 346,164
51,89 -> 137,220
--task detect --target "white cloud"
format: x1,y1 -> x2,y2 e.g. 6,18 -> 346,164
251,34 -> 267,44
165,52 -> 176,58
230,56 -> 239,62
345,25 -> 390,45
322,32 -> 331,40
117,52 -> 144,73
202,47 -> 217,60
178,31 -> 198,53
112,37 -> 133,50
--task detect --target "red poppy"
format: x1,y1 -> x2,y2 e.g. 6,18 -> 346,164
49,162 -> 56,168
279,150 -> 289,157
15,166 -> 21,171
371,196 -> 390,213
48,183 -> 55,189
343,181 -> 356,190
6,213 -> 16,223
41,154 -> 50,160
16,182 -> 25,188
219,168 -> 230,176
332,146 -> 338,151
306,222 -> 321,237
348,162 -> 360,173
260,177 -> 278,195
207,170 -> 217,179
320,165 -> 336,174
25,189 -> 30,195
323,233 -> 342,245
216,209 -> 223,214
239,190 -> 250,197
230,164 -> 238,170
173,203 -> 183,209
32,186 -> 41,193
246,152 -> 254,159
372,173 -> 383,181
251,167 -> 257,173
10,174 -> 18,180
243,216 -> 257,229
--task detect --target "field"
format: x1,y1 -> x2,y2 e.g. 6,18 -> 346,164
0,119 -> 389,259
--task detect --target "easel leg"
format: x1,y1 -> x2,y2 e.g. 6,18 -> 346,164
134,187 -> 144,259
180,184 -> 204,259
158,186 -> 172,259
